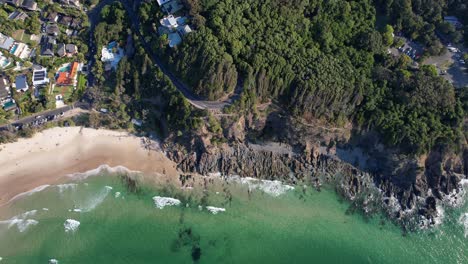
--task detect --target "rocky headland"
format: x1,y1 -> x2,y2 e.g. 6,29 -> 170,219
164,111 -> 468,230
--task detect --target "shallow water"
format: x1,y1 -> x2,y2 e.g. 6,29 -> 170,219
0,174 -> 466,263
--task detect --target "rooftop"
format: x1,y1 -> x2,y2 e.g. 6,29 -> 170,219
156,0 -> 172,6
15,75 -> 28,91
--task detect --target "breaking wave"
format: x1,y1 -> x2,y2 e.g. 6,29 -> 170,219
228,176 -> 295,197
8,185 -> 50,203
74,186 -> 113,213
64,219 -> 80,233
0,210 -> 39,232
67,164 -> 142,180
153,196 -> 181,209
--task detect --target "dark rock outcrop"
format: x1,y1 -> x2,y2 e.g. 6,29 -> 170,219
165,138 -> 467,229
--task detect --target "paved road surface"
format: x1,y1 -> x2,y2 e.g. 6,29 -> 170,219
0,103 -> 88,131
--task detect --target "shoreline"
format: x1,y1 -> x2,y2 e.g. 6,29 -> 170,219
0,127 -> 180,206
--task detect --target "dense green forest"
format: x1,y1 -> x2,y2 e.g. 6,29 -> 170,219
375,0 -> 468,53
88,3 -> 195,134
146,0 -> 466,154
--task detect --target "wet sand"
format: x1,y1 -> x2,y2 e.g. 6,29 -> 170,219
0,127 -> 180,206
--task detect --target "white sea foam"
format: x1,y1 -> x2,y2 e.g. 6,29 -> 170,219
206,206 -> 226,215
229,176 -> 294,197
115,192 -> 121,198
207,172 -> 222,177
442,179 -> 468,207
0,210 -> 39,232
8,185 -> 50,203
64,219 -> 80,233
42,208 -> 49,211
152,196 -> 181,209
67,164 -> 141,180
459,213 -> 468,239
49,259 -> 59,264
75,186 -> 113,213
56,183 -> 78,193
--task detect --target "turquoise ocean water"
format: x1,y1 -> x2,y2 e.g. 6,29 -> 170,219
0,172 -> 466,263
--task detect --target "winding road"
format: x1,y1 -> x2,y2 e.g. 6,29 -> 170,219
88,0 -> 240,110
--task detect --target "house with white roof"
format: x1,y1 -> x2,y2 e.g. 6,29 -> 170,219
159,15 -> 192,48
156,0 -> 172,6
101,41 -> 124,70
32,66 -> 49,86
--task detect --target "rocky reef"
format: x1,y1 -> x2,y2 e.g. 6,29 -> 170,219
165,135 -> 467,230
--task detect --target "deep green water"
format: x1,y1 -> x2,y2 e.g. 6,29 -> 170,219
0,173 -> 466,264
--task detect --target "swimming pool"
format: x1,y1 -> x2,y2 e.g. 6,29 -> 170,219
10,44 -> 18,54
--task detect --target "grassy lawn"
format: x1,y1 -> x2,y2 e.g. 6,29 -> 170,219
52,85 -> 74,102
77,74 -> 86,92
11,29 -> 24,41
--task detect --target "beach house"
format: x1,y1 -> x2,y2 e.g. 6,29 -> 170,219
15,74 -> 28,92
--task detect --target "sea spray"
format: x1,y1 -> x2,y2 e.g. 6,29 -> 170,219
228,176 -> 294,197
459,213 -> 468,238
56,183 -> 78,194
8,185 -> 50,203
74,185 -> 113,212
152,196 -> 181,209
0,210 -> 39,232
205,206 -> 226,215
64,219 -> 80,233
67,164 -> 142,180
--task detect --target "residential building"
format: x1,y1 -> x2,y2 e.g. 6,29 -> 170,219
0,51 -> 12,69
32,66 -> 49,86
15,75 -> 28,92
70,18 -> 81,29
0,76 -> 10,100
444,16 -> 463,29
65,44 -> 78,56
156,0 -> 172,6
168,32 -> 182,48
57,43 -> 78,57
21,0 -> 37,11
160,15 -> 186,29
10,42 -> 31,59
8,11 -> 29,21
41,36 -> 55,57
101,41 -> 124,70
0,33 -> 15,51
57,43 -> 66,57
56,62 -> 79,86
46,24 -> 60,36
59,16 -> 73,27
178,24 -> 192,36
46,12 -> 59,22
159,15 -> 191,48
161,0 -> 183,14
60,0 -> 80,8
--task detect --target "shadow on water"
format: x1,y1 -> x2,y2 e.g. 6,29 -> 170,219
171,227 -> 202,263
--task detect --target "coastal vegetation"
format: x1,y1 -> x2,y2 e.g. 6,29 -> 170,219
89,3 -> 194,134
140,0 -> 466,155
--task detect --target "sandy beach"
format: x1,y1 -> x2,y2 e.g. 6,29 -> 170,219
0,127 -> 180,206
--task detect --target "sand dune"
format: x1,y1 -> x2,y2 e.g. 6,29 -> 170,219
0,127 -> 179,206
